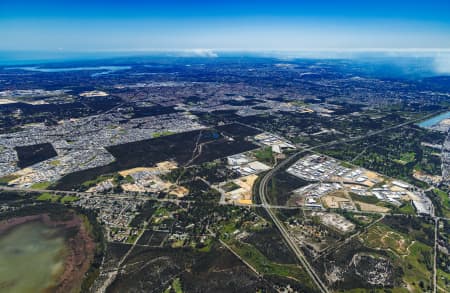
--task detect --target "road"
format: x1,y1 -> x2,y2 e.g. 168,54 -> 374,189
256,113 -> 444,293
0,185 -> 195,204
434,218 -> 439,293
2,112 -> 444,292
258,151 -> 330,293
218,238 -> 262,278
314,213 -> 385,261
96,226 -> 146,293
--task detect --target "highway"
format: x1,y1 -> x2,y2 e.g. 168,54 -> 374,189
434,218 -> 438,293
258,149 -> 330,293
1,112 -> 445,292
256,113 -> 444,293
0,185 -> 195,205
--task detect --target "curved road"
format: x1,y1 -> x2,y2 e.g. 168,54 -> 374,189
257,112 -> 445,293
258,150 -> 330,293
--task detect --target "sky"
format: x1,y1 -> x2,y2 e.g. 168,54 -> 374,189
1,0 -> 450,52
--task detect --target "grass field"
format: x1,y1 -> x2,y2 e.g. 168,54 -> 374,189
30,181 -> 52,189
229,240 -> 313,284
36,192 -> 61,202
396,201 -> 416,215
81,174 -> 115,189
349,193 -> 381,205
60,196 -> 79,203
437,268 -> 450,293
361,222 -> 433,292
402,242 -> 433,291
363,224 -> 412,255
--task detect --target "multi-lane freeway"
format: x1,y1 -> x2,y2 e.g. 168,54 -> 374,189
258,148 -> 330,293
1,111 -> 445,292
256,113 -> 445,293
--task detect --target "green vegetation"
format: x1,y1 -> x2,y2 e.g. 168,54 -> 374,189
349,193 -> 380,205
80,174 -> 116,190
36,192 -> 61,202
340,161 -> 353,168
154,207 -> 170,218
291,100 -> 308,107
363,223 -> 412,255
428,188 -> 450,218
414,147 -> 442,176
60,196 -> 79,203
229,240 -> 315,286
152,131 -> 175,138
0,174 -> 19,185
339,288 -> 408,293
197,238 -> 213,253
437,220 -> 450,292
49,160 -> 60,166
222,181 -> 240,192
126,230 -> 142,244
123,175 -> 134,184
254,147 -> 275,165
30,181 -> 52,190
395,201 -> 416,215
320,125 -> 445,186
437,268 -> 450,292
394,152 -> 416,165
161,161 -> 237,188
220,222 -> 238,235
402,242 -> 433,291
212,206 -> 318,291
78,209 -> 106,293
34,192 -> 78,204
361,220 -> 434,292
162,167 -> 188,183
340,211 -> 381,228
172,278 -> 183,293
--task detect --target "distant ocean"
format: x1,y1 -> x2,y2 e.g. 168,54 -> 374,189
0,51 -> 125,66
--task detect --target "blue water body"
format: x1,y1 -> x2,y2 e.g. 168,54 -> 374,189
418,111 -> 450,128
5,65 -> 131,72
5,65 -> 131,77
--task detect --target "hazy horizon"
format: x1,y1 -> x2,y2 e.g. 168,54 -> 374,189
1,49 -> 450,76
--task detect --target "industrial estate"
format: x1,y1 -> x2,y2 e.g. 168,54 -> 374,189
1,57 -> 450,293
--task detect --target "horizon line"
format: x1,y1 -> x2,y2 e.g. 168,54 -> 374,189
2,48 -> 450,53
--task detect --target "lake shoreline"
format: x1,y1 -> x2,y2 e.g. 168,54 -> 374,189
418,111 -> 450,129
0,212 -> 96,293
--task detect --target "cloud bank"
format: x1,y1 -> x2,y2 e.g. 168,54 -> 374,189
433,54 -> 450,74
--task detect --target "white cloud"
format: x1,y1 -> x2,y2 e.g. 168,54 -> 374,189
183,49 -> 218,58
433,53 -> 450,74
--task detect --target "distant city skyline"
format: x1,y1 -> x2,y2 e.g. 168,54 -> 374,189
1,0 -> 450,52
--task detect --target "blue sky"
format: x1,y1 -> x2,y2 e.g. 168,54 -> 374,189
1,0 -> 450,52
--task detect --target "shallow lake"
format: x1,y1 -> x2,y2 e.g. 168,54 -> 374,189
0,221 -> 66,293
